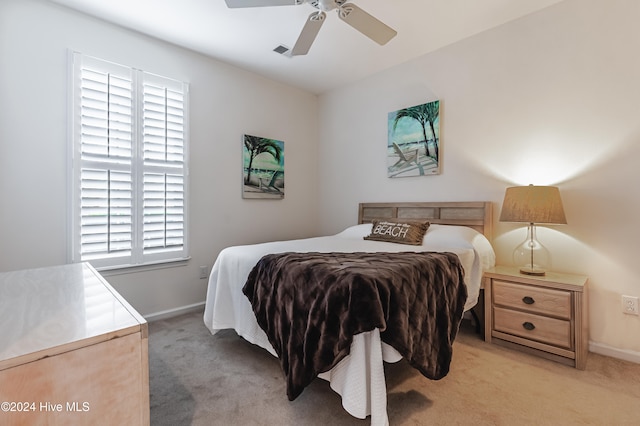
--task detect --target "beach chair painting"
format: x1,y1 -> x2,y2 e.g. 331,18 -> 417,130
242,134 -> 285,199
387,100 -> 440,178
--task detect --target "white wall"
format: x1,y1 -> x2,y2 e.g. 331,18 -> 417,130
0,0 -> 319,316
317,0 -> 640,357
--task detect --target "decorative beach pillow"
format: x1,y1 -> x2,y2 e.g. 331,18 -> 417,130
364,220 -> 430,245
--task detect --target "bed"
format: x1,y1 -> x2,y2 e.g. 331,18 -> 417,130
204,202 -> 495,425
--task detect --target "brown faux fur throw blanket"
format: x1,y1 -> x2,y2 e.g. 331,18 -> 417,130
242,251 -> 467,400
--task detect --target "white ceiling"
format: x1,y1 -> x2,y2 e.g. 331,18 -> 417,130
48,0 -> 565,94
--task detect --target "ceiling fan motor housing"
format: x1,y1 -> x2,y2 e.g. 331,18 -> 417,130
311,0 -> 346,12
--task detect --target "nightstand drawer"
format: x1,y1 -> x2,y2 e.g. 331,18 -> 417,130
493,306 -> 572,349
493,280 -> 571,319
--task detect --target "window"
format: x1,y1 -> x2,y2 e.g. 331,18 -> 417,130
69,53 -> 189,269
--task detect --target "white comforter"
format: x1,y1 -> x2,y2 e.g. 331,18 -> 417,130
203,224 -> 495,426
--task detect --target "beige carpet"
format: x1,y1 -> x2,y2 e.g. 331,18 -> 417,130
149,310 -> 640,425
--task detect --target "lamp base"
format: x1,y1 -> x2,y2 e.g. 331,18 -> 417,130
514,224 -> 550,277
519,266 -> 546,276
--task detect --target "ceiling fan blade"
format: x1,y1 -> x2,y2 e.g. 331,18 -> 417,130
338,3 -> 397,45
224,0 -> 302,8
291,11 -> 326,56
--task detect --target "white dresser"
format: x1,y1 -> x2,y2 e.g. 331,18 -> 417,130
0,263 -> 149,425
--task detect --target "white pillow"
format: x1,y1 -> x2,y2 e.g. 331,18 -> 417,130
424,224 -> 496,270
334,223 -> 372,239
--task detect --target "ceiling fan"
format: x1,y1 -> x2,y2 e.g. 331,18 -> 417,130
224,0 -> 397,56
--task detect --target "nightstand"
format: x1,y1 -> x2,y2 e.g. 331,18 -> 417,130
484,265 -> 588,369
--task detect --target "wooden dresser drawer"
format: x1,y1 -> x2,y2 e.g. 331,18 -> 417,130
493,306 -> 572,349
493,280 -> 571,319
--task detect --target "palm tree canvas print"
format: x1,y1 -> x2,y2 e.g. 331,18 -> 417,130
242,134 -> 285,199
387,100 -> 440,177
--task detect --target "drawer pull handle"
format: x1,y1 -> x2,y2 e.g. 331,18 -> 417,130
522,322 -> 536,331
522,296 -> 535,305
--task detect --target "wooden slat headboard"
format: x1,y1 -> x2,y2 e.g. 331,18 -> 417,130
358,202 -> 493,240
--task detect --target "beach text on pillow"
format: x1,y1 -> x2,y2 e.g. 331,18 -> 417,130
364,220 -> 430,245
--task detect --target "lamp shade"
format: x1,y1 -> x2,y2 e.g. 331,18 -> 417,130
499,185 -> 567,224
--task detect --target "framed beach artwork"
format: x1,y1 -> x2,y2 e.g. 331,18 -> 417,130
242,134 -> 285,199
387,100 -> 440,178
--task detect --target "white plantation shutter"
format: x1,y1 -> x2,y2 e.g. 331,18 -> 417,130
142,78 -> 185,256
80,169 -> 132,259
143,173 -> 185,251
71,53 -> 189,269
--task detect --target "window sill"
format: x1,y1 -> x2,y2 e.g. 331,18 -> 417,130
96,257 -> 191,277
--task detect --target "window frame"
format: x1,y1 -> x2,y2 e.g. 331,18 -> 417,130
68,52 -> 190,270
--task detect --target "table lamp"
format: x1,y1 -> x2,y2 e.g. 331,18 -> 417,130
499,185 -> 567,276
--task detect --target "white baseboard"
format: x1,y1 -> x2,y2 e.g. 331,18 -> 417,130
589,341 -> 640,364
144,301 -> 205,322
